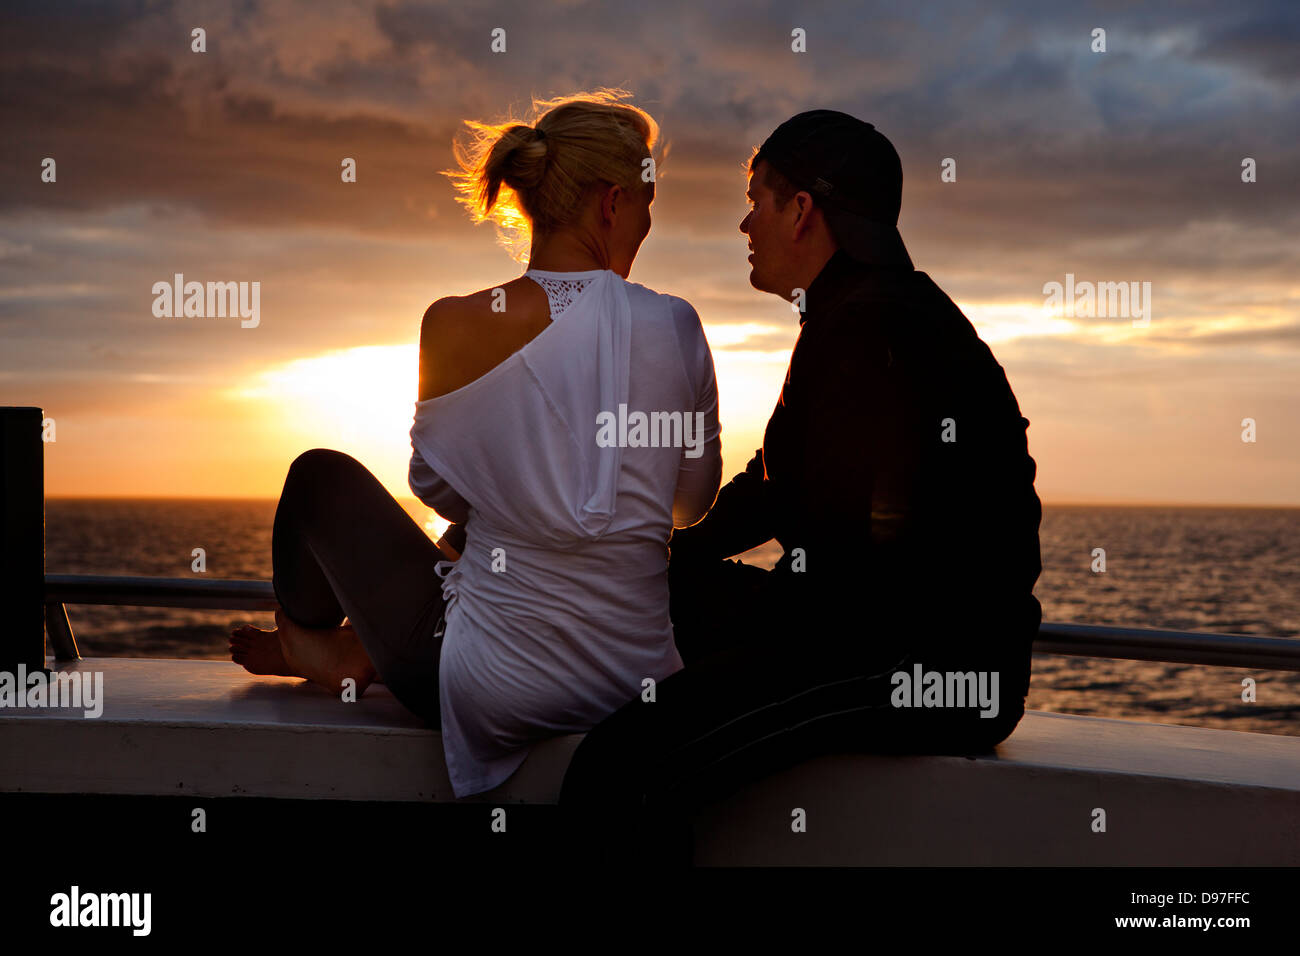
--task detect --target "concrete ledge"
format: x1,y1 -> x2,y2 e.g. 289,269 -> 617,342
694,712 -> 1300,866
3,659 -> 1297,864
0,658 -> 581,803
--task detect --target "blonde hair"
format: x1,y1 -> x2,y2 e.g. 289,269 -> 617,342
446,88 -> 662,261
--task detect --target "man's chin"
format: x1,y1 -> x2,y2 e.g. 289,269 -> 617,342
748,270 -> 782,298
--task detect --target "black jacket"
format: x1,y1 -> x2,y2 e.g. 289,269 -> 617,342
670,250 -> 1043,686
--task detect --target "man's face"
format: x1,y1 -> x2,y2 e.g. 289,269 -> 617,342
740,160 -> 792,297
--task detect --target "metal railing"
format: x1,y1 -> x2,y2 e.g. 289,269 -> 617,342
6,406 -> 1299,674
45,574 -> 277,611
39,572 -> 1300,671
41,574 -> 278,662
1034,621 -> 1300,672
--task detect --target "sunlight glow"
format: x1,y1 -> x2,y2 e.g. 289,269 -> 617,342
225,344 -> 421,499
961,301 -> 1081,343
231,343 -> 419,444
703,321 -> 790,349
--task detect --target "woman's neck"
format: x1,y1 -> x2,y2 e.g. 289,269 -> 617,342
526,228 -> 610,273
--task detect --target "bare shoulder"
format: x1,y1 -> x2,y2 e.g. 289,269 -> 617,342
419,295 -> 470,342
417,278 -> 550,400
420,277 -> 544,340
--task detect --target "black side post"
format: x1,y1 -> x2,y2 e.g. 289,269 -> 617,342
0,406 -> 46,672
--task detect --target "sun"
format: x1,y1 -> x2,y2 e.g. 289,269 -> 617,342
234,343 -> 418,442
226,343 -> 433,507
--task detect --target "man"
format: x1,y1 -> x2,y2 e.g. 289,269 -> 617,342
559,110 -> 1043,865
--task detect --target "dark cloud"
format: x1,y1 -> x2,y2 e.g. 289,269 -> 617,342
1,0 -> 1297,385
1191,6 -> 1300,83
3,0 -> 1297,240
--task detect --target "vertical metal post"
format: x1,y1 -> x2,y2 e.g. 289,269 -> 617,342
0,406 -> 46,672
45,601 -> 80,661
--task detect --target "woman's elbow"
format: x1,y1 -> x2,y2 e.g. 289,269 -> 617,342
672,506 -> 708,530
673,476 -> 721,529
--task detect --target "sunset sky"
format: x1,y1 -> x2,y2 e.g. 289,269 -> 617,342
3,0 -> 1298,508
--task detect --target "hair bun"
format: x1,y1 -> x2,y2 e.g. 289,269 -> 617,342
446,90 -> 659,262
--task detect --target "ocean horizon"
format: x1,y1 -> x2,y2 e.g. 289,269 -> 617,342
44,498 -> 1300,737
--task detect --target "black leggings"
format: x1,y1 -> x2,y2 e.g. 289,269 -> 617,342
558,556 -> 1031,865
271,449 -> 446,726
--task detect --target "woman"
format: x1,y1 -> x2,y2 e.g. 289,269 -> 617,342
230,89 -> 722,800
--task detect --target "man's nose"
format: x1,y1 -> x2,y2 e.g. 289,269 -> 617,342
739,211 -> 751,234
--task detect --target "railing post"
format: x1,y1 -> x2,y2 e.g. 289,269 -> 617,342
1,406 -> 47,672
45,601 -> 80,661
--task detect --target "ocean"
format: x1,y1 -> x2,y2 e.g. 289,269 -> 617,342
45,499 -> 1300,736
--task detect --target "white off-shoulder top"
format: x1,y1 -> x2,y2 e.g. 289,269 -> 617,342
408,267 -> 722,797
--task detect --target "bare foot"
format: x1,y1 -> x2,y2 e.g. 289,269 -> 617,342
274,608 -> 377,696
230,623 -> 299,677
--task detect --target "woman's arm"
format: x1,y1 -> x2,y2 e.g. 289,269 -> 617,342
412,298 -> 472,557
409,451 -> 470,521
669,297 -> 723,528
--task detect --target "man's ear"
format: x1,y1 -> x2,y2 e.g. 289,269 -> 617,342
790,191 -> 817,240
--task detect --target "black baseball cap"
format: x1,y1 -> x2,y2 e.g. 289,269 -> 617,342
754,110 -> 913,268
